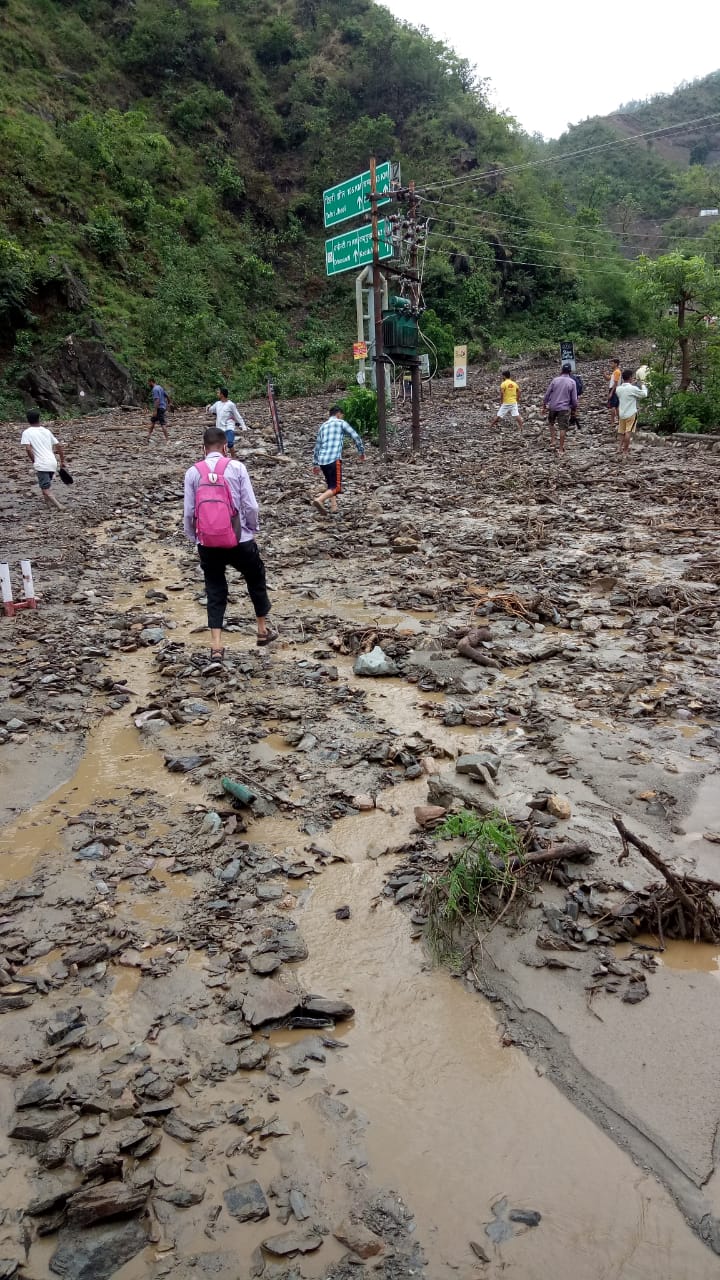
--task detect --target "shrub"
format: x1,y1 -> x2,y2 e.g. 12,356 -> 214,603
339,385 -> 378,442
84,209 -> 128,261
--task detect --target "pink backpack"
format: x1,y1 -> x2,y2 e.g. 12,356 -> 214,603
194,458 -> 238,548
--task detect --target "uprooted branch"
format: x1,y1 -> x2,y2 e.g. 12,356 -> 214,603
613,816 -> 720,944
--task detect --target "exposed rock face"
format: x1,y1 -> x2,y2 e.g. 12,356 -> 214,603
20,336 -> 137,412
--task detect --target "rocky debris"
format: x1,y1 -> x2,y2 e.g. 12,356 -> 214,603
353,646 -> 400,677
49,1220 -> 148,1279
261,1228 -> 323,1256
546,793 -> 572,820
223,1180 -> 269,1222
65,1181 -> 148,1227
334,1217 -> 384,1258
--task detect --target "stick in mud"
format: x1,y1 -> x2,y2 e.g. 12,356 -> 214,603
612,815 -> 720,944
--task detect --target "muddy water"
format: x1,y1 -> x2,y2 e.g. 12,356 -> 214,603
0,653 -> 188,882
295,861 -> 718,1278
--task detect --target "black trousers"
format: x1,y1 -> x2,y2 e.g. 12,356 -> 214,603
198,541 -> 271,629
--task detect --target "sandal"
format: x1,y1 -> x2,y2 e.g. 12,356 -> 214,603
257,627 -> 278,647
210,647 -> 225,662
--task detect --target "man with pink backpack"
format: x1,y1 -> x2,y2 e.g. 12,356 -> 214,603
183,426 -> 276,660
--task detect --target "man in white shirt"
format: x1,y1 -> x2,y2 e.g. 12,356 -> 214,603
616,369 -> 648,458
20,410 -> 66,510
205,387 -> 247,456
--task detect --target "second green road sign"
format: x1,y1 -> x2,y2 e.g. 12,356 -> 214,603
323,162 -> 392,229
325,220 -> 393,277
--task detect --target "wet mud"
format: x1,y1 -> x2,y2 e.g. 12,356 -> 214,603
1,360 -> 720,1276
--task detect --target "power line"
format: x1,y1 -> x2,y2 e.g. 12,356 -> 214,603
421,242 -> 625,275
421,196 -> 690,241
426,210 -> 712,256
415,111 -> 720,194
427,226 -> 639,267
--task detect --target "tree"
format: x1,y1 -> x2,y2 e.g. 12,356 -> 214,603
635,252 -> 720,390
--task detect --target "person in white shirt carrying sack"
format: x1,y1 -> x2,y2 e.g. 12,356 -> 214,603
205,387 -> 247,456
616,369 -> 648,458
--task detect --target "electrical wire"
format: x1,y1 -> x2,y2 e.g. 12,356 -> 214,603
421,240 -> 627,275
420,195 -> 707,242
417,325 -> 439,380
427,227 -> 638,267
415,111 -> 720,194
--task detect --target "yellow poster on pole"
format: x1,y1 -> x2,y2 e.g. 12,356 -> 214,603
454,344 -> 467,388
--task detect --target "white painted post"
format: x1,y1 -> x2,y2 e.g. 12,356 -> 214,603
20,560 -> 35,602
0,563 -> 12,611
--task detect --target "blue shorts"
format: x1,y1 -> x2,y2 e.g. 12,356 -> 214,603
225,428 -> 235,448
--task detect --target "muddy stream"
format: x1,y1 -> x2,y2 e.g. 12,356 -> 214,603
1,530 -> 717,1279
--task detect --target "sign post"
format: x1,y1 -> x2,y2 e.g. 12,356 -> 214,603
266,380 -> 285,455
323,162 -> 392,228
560,340 -> 576,371
453,344 -> 467,389
325,220 -> 392,277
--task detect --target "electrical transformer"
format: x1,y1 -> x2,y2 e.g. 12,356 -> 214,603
381,296 -> 419,362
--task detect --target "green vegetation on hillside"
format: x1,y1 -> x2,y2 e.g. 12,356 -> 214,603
0,1 -> 718,422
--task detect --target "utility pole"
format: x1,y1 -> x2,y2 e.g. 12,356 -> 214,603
407,180 -> 421,453
370,156 -> 387,456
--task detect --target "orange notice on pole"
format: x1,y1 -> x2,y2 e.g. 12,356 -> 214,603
353,341 -> 368,360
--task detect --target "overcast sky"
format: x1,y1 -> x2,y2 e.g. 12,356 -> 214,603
382,0 -> 719,139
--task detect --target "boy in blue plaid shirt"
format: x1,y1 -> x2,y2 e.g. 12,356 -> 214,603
312,405 -> 365,515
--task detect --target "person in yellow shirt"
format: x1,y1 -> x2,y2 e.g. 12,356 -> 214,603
492,370 -> 523,430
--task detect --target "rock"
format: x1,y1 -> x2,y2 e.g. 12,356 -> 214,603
223,1180 -> 269,1223
241,976 -> 301,1028
16,1079 -> 63,1109
155,1184 -> 206,1208
456,752 -> 500,780
9,1109 -> 75,1142
28,1176 -> 77,1215
238,1043 -> 269,1071
65,1181 -> 147,1226
334,905 -> 351,920
354,793 -> 375,810
303,996 -> 354,1021
414,805 -> 447,828
261,1229 -> 322,1257
49,1220 -> 148,1279
546,794 -> 571,820
470,1240 -> 490,1263
508,1208 -> 542,1227
289,1189 -> 310,1221
164,754 -> 210,773
334,1219 -> 383,1258
463,709 -> 494,727
353,646 -> 400,678
250,952 -> 282,976
139,627 -> 164,645
62,942 -> 109,967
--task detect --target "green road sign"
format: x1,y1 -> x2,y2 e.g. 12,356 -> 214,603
323,162 -> 392,228
325,220 -> 393,277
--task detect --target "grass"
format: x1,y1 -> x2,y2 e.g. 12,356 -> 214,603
423,809 -> 526,963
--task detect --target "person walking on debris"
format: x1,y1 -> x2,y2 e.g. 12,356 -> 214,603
606,357 -> 622,427
148,378 -> 170,443
542,363 -> 578,456
183,426 -> 276,660
616,368 -> 648,459
569,368 -> 584,430
205,387 -> 247,457
312,405 -> 365,515
20,410 -> 67,511
492,370 -> 523,431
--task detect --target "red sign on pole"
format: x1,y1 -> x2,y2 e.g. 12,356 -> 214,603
353,341 -> 368,360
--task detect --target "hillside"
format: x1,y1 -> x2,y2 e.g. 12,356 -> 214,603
0,0 -> 649,414
550,70 -> 720,251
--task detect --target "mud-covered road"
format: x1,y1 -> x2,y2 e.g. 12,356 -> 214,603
1,358 -> 720,1279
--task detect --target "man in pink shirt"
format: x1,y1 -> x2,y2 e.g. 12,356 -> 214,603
183,427 -> 276,660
